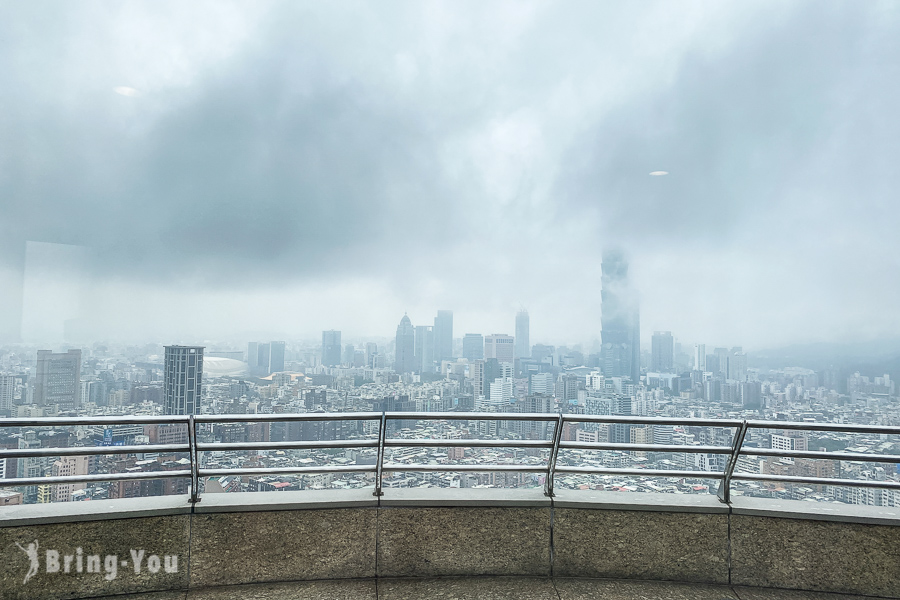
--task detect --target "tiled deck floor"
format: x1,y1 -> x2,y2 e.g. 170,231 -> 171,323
92,578 -> 886,600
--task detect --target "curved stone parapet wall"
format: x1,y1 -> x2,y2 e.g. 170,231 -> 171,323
1,490 -> 898,599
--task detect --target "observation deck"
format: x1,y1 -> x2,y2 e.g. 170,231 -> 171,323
1,412 -> 899,599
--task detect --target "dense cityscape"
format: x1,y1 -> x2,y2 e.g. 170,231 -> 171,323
1,250 -> 897,508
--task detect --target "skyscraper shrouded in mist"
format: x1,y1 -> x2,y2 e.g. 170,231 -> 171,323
651,331 -> 674,372
515,310 -> 530,359
322,330 -> 342,366
600,250 -> 640,383
694,344 -> 706,371
34,349 -> 81,410
415,325 -> 434,373
433,310 -> 453,362
395,314 -> 416,374
164,345 -> 203,415
268,341 -> 285,372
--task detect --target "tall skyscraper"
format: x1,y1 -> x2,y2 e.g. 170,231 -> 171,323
462,334 -> 484,361
651,331 -> 674,372
394,314 -> 416,374
713,347 -> 729,377
322,330 -> 342,366
34,349 -> 81,410
414,325 -> 434,373
433,310 -> 453,362
257,343 -> 271,374
164,345 -> 204,415
694,344 -> 706,371
515,310 -> 530,359
600,250 -> 640,383
269,341 -> 285,373
484,334 -> 515,364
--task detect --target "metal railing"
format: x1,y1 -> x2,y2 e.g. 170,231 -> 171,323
1,412 -> 899,504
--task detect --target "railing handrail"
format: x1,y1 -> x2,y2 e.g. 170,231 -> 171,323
1,412 -> 899,504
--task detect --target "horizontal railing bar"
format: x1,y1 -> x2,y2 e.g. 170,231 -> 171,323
200,465 -> 375,477
381,464 -> 548,473
0,416 -> 189,427
0,444 -> 190,459
732,473 -> 900,489
741,448 -> 900,463
385,412 -> 562,421
554,466 -> 724,479
194,412 -> 382,423
0,470 -> 193,487
559,442 -> 733,454
745,420 -> 900,435
384,439 -> 553,448
197,440 -> 379,452
563,415 -> 744,427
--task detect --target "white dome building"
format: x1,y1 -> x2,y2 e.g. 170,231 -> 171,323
203,357 -> 249,378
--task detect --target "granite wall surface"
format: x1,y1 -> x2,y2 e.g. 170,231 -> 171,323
1,503 -> 898,598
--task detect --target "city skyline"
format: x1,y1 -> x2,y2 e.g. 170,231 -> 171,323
2,2 -> 900,349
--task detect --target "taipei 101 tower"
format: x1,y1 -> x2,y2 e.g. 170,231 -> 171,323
600,249 -> 640,383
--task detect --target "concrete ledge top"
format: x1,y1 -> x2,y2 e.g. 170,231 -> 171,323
3,489 -> 899,526
552,490 -> 730,514
0,494 -> 192,528
379,487 -> 551,507
730,495 -> 900,526
194,488 -> 378,513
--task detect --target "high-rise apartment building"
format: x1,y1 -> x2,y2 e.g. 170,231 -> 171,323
609,395 -> 632,444
34,349 -> 81,410
600,250 -> 640,383
394,315 -> 416,374
651,331 -> 674,372
52,455 -> 89,502
0,375 -> 14,412
484,334 -> 514,364
462,334 -> 484,361
694,344 -> 706,371
433,310 -> 453,362
164,346 -> 204,415
469,360 -> 485,398
515,310 -> 530,359
322,330 -> 342,367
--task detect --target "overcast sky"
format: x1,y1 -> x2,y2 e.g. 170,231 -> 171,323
1,0 -> 899,350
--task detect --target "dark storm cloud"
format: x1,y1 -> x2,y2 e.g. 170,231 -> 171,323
1,2 -> 458,284
557,2 -> 900,249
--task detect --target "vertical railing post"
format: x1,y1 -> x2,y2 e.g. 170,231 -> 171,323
545,413 -> 565,497
188,415 -> 200,504
717,420 -> 748,504
374,412 -> 387,497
